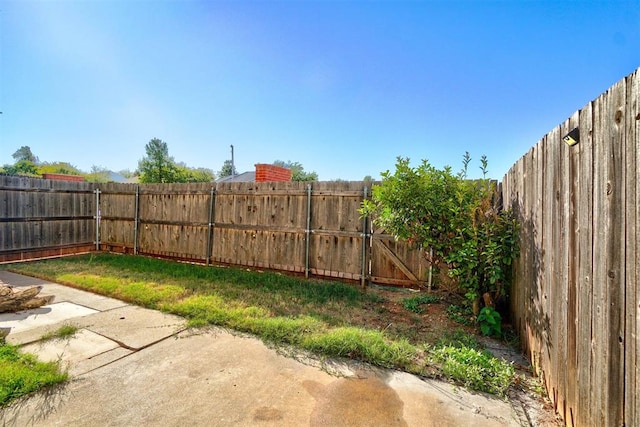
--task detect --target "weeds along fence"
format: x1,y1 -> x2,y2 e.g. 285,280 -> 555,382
1,178 -> 430,288
503,67 -> 639,426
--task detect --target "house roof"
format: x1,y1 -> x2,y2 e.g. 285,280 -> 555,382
215,171 -> 256,183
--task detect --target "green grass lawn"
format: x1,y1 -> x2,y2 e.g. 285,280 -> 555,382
3,252 -> 516,400
0,342 -> 68,407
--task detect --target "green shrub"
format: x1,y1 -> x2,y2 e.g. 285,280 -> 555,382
361,154 -> 520,305
477,307 -> 502,337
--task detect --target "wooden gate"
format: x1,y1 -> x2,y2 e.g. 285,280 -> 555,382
368,228 -> 430,288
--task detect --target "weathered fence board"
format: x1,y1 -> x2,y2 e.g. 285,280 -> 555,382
625,71 -> 640,427
504,67 -> 639,426
575,99 -> 594,427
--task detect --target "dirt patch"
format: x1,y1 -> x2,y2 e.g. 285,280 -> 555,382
357,286 -> 476,345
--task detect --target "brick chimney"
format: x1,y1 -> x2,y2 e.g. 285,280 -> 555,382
255,164 -> 292,182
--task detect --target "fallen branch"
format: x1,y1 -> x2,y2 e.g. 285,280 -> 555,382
0,283 -> 55,314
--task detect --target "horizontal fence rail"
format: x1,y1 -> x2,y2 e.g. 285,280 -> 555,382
503,67 -> 639,426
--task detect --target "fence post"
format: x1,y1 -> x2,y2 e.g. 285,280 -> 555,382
94,188 -> 101,251
305,184 -> 312,278
360,186 -> 369,287
133,185 -> 140,255
206,185 -> 216,265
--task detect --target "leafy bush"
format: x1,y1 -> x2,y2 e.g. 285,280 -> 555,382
360,154 -> 519,307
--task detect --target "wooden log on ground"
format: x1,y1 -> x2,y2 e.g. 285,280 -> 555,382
0,284 -> 55,313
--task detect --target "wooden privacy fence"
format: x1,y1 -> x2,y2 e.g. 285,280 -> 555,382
1,178 -> 430,288
98,181 -> 429,287
0,175 -> 96,262
503,67 -> 639,426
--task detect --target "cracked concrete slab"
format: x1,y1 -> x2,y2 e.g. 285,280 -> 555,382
20,329 -> 128,376
1,302 -> 98,340
0,272 -> 531,426
2,329 -> 523,426
70,305 -> 186,350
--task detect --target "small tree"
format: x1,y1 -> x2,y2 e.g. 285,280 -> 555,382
138,138 -> 178,183
2,146 -> 39,175
12,146 -> 38,163
218,160 -> 237,178
361,156 -> 519,311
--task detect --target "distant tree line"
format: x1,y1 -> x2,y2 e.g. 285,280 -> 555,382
2,140 -> 370,184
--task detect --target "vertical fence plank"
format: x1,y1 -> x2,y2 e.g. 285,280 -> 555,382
547,124 -> 567,417
540,132 -> 554,399
590,78 -> 626,427
576,100 -> 595,427
514,154 -> 526,345
591,89 -> 608,426
533,140 -> 544,375
606,79 -> 627,427
564,111 -> 580,426
625,69 -> 640,427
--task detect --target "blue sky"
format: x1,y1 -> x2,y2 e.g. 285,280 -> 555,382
1,1 -> 639,180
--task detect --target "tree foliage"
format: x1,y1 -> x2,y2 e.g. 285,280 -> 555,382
218,160 -> 237,178
2,146 -> 39,175
174,163 -> 215,183
138,139 -> 214,183
2,160 -> 38,176
138,138 -> 177,183
12,146 -> 38,163
84,165 -> 111,183
2,145 -> 85,177
361,155 -> 519,309
37,162 -> 83,176
273,160 -> 318,182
